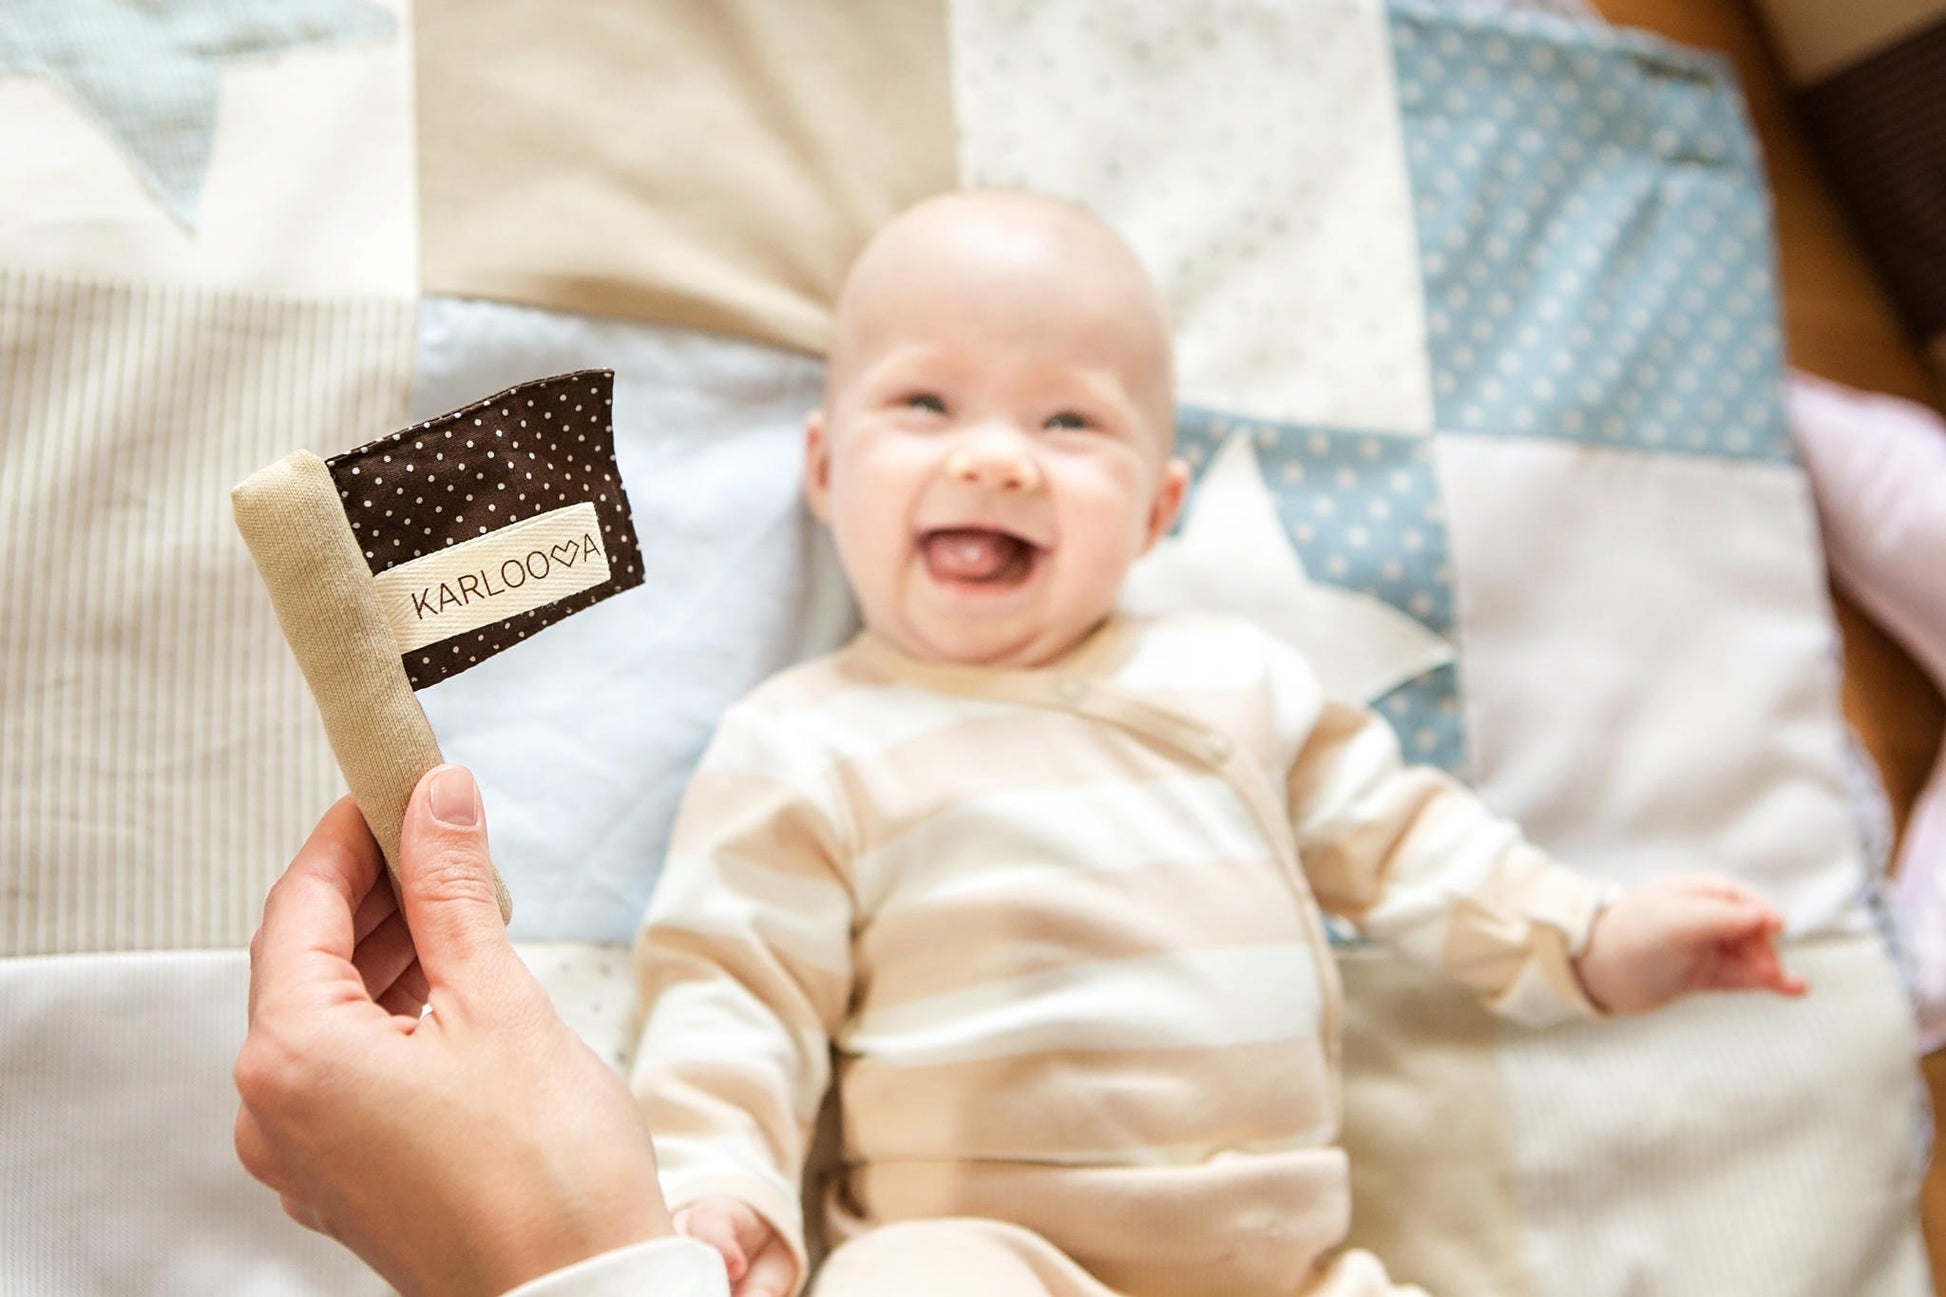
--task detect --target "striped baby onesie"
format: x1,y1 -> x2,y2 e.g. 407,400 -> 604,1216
631,611 -> 1608,1297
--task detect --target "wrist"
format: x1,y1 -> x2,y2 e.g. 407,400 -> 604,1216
1567,884 -> 1626,1017
478,1209 -> 673,1297
466,1157 -> 674,1297
1569,948 -> 1614,1016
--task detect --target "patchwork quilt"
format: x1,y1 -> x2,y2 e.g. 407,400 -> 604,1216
0,1 -> 1927,1294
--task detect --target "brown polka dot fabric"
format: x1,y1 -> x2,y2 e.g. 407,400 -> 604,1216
325,369 -> 644,689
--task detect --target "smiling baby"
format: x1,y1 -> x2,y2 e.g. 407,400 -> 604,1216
628,189 -> 1803,1297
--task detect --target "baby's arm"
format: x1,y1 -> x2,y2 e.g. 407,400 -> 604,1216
1572,874 -> 1806,1014
633,702 -> 857,1297
1286,686 -> 1611,1025
1282,656 -> 1806,1022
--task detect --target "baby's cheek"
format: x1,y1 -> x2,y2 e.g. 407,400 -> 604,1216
1070,536 -> 1143,609
829,518 -> 899,611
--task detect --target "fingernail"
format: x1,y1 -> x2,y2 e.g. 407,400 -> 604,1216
429,766 -> 478,828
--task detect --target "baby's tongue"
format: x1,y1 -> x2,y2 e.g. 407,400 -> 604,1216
923,529 -> 1027,582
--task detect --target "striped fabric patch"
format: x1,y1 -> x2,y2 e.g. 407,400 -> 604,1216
0,267 -> 412,955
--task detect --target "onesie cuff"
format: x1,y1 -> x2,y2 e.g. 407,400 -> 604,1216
499,1236 -> 730,1297
1489,854 -> 1624,1026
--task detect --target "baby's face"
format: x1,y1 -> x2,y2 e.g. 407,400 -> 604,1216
806,194 -> 1187,668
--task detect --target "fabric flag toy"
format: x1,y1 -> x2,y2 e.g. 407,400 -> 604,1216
231,370 -> 645,920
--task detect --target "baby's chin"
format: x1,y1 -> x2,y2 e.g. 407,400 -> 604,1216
879,584 -> 1136,666
874,610 -> 1090,670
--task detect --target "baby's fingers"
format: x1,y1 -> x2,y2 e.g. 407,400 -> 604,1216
735,1237 -> 799,1297
1668,895 -> 1774,950
1684,875 -> 1769,904
1713,939 -> 1808,997
1673,878 -> 1785,932
1717,962 -> 1809,996
676,1206 -> 750,1283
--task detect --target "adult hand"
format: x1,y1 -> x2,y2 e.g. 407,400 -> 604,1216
234,766 -> 673,1297
1573,874 -> 1809,1016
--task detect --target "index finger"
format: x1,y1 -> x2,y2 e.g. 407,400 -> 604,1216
247,796 -> 385,1023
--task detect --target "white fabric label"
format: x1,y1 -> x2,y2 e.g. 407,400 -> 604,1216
371,501 -> 610,653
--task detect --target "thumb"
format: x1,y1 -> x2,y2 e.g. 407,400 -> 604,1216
396,764 -> 516,992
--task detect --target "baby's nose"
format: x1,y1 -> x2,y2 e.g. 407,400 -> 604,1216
945,441 -> 1044,493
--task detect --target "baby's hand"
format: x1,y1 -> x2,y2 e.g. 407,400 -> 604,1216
1573,874 -> 1809,1015
675,1197 -> 799,1297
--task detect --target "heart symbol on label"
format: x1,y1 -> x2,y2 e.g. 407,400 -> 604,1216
550,542 -> 579,568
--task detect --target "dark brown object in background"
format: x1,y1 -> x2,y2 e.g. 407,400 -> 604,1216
1798,20 -> 1946,376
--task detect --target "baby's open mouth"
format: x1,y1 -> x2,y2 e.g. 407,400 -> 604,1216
920,528 -> 1041,587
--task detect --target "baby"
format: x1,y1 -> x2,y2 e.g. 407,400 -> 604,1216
629,190 -> 1804,1297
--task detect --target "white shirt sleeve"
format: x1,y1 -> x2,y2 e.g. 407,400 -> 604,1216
500,1237 -> 730,1297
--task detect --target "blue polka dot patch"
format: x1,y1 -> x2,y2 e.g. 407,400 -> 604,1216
1176,407 -> 1469,779
1388,0 -> 1792,463
1378,663 -> 1468,780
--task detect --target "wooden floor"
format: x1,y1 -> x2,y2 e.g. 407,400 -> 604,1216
1593,0 -> 1946,1287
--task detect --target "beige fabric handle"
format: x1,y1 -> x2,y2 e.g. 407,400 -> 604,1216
231,451 -> 512,923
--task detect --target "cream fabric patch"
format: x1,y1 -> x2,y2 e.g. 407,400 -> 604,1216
373,501 -> 611,653
0,951 -> 388,1294
0,0 -> 414,297
950,0 -> 1433,433
1433,434 -> 1863,935
514,941 -> 639,1070
0,943 -> 634,1295
1340,935 -> 1928,1297
1494,932 -> 1926,1297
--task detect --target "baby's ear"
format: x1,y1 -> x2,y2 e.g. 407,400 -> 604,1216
1142,457 -> 1190,552
803,411 -> 833,523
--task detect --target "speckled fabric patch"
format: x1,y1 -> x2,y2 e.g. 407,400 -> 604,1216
325,369 -> 644,688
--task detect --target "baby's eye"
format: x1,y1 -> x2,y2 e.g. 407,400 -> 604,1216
904,393 -> 947,414
1045,410 -> 1089,431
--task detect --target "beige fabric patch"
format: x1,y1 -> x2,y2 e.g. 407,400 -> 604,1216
414,0 -> 956,354
373,501 -> 610,653
1337,949 -> 1535,1297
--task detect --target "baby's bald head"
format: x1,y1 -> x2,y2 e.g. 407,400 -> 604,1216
824,190 -> 1175,447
